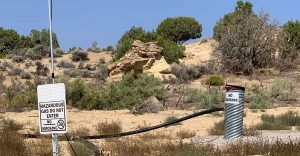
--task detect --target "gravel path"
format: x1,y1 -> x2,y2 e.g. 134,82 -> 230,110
192,130 -> 300,149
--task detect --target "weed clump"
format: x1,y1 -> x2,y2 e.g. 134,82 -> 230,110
206,74 -> 224,86
270,78 -> 296,101
248,87 -> 272,109
171,63 -> 208,82
95,120 -> 122,135
185,88 -> 222,109
256,111 -> 300,130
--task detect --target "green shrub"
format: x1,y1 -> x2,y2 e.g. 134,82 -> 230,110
157,17 -> 202,44
256,111 -> 300,130
159,39 -> 185,64
54,48 -> 64,57
1,118 -> 23,131
71,50 -> 89,62
115,26 -> 156,60
9,89 -> 37,112
35,62 -> 49,76
64,69 -> 81,78
57,60 -> 75,69
248,87 -> 272,109
281,20 -> 300,61
171,63 -> 208,82
68,73 -> 166,110
216,1 -> 279,74
164,116 -> 181,126
185,88 -> 222,109
213,1 -> 254,41
270,78 -> 296,101
67,78 -> 85,106
70,142 -> 94,156
206,75 -> 224,86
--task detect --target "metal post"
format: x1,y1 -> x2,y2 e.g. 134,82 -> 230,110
224,85 -> 245,139
48,0 -> 59,155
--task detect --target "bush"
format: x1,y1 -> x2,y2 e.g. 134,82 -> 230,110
54,48 -> 64,57
70,141 -> 94,156
95,120 -> 122,134
248,87 -> 272,109
171,63 -> 208,82
213,1 -> 254,41
36,62 -> 49,76
57,60 -> 75,69
176,130 -> 196,139
115,26 -> 156,60
80,69 -> 93,78
256,111 -> 300,130
270,78 -> 296,101
64,69 -> 81,78
164,116 -> 181,126
157,17 -> 202,44
208,119 -> 224,135
206,75 -> 224,86
20,72 -> 31,79
9,89 -> 37,112
12,56 -> 24,63
94,64 -> 108,81
68,73 -> 166,110
0,131 -> 28,155
0,73 -> 5,83
185,88 -> 222,109
159,39 -> 185,64
216,1 -> 280,74
1,118 -> 23,131
8,67 -> 22,76
281,20 -> 300,61
71,50 -> 89,62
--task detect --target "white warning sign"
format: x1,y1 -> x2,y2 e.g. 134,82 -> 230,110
225,91 -> 240,105
37,83 -> 67,134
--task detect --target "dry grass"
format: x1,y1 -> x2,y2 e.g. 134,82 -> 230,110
222,139 -> 300,156
102,137 -> 215,156
208,119 -> 260,136
0,131 -> 28,156
138,132 -> 172,141
28,138 -> 52,156
68,126 -> 91,137
176,130 -> 196,139
95,120 -> 122,134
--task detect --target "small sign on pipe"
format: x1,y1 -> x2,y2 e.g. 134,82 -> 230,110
37,83 -> 67,134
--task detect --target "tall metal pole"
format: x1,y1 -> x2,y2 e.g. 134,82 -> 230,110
48,0 -> 59,155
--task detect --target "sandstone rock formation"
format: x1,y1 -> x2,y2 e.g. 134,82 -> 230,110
107,40 -> 167,80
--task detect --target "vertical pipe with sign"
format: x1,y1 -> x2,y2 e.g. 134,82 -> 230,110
48,0 -> 59,155
224,85 -> 245,139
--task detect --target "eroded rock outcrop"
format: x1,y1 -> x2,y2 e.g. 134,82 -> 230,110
107,40 -> 165,79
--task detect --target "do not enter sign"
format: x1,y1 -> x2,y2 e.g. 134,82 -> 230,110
37,83 -> 67,134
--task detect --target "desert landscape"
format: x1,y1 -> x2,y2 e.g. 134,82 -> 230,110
1,0 -> 300,156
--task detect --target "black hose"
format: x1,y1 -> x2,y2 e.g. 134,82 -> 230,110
23,107 -> 224,140
71,107 -> 224,140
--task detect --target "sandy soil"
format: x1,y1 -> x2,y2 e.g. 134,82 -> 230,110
2,107 -> 299,136
182,39 -> 217,65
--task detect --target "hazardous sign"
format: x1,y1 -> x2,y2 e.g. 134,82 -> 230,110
37,83 -> 67,134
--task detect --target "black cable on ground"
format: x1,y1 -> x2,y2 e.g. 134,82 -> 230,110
72,107 -> 224,140
64,133 -> 78,156
23,107 -> 224,140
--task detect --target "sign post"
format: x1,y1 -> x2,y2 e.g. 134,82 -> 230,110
39,0 -> 63,156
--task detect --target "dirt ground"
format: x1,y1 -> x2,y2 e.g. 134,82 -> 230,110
2,107 -> 300,136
